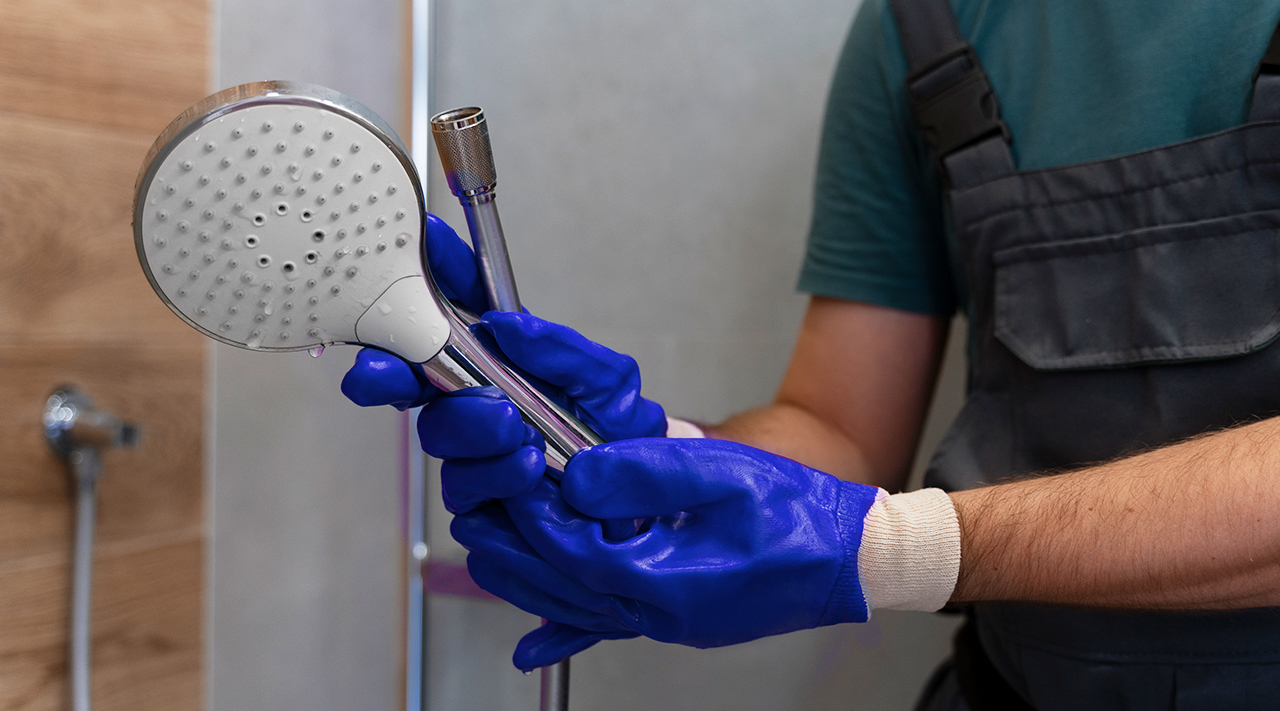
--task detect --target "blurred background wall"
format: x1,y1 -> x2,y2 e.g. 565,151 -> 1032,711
212,0 -> 967,709
210,1 -> 407,710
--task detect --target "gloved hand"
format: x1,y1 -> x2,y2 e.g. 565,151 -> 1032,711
339,213 -> 671,663
452,438 -> 884,671
341,215 -> 668,509
414,311 -> 667,515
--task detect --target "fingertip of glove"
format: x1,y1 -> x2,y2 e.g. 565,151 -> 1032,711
511,624 -> 597,673
341,349 -> 425,408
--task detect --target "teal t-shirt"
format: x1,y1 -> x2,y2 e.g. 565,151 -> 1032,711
798,0 -> 1280,317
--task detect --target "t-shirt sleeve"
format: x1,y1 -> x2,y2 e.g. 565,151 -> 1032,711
797,0 -> 957,317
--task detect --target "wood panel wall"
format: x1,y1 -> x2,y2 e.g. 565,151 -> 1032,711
0,0 -> 209,708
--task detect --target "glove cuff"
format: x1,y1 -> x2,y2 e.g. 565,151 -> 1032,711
664,416 -> 706,439
820,481 -> 883,626
857,488 -> 961,612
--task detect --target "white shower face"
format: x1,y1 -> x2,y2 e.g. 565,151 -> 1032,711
135,82 -> 450,362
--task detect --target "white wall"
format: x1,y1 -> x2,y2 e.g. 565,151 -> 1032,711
210,1 -> 406,709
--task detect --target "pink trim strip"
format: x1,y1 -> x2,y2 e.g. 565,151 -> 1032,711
425,560 -> 500,601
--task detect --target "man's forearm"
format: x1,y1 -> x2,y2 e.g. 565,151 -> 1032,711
707,402 -> 883,485
950,416 -> 1280,609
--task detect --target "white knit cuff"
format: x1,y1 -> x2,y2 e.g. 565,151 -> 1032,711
856,488 -> 961,612
664,417 -> 705,439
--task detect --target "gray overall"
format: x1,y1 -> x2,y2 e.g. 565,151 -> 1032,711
888,1 -> 1280,709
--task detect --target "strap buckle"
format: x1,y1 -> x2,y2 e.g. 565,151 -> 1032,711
906,44 -> 1011,169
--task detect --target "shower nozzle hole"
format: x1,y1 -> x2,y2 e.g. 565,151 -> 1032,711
245,235 -> 260,248
300,209 -> 314,223
275,202 -> 290,216
282,261 -> 297,274
252,214 -> 266,226
312,230 -> 326,242
304,251 -> 319,264
257,255 -> 272,268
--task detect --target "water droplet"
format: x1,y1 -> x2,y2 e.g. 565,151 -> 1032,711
377,302 -> 393,315
308,345 -> 324,357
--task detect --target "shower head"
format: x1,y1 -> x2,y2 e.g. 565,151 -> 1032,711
134,81 -> 600,469
134,81 -> 449,360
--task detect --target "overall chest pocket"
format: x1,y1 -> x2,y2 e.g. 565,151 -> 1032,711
992,210 -> 1280,371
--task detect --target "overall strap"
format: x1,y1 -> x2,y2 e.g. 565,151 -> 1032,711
1249,19 -> 1280,122
887,0 -> 1013,189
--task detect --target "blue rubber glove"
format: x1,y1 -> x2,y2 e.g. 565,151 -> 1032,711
346,309 -> 668,512
340,213 -> 669,665
451,438 -> 882,671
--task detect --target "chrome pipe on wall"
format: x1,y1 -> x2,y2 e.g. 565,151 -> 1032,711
44,387 -> 140,711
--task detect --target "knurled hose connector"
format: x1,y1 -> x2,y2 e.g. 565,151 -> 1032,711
430,107 -> 497,198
